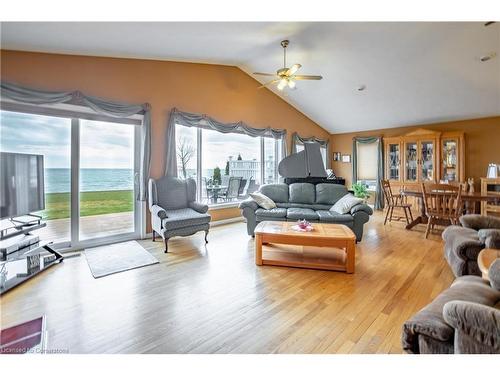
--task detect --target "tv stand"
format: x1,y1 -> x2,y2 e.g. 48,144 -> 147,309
0,217 -> 64,295
9,213 -> 43,226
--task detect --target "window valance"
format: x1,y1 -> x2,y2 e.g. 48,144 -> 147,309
165,108 -> 287,176
0,81 -> 151,201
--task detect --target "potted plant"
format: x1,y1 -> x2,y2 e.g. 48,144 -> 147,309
352,182 -> 370,203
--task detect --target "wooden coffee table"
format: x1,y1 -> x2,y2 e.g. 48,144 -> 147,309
254,221 -> 356,273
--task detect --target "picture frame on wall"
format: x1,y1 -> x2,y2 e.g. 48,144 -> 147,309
342,154 -> 351,163
333,152 -> 341,161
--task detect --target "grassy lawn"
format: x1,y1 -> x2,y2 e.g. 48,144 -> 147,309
40,190 -> 134,220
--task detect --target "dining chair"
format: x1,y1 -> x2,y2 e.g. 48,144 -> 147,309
381,180 -> 414,225
421,183 -> 462,239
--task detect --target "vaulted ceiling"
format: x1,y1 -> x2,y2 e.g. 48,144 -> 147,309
1,22 -> 499,133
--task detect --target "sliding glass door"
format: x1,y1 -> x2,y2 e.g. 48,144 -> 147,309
79,119 -> 136,241
0,107 -> 142,249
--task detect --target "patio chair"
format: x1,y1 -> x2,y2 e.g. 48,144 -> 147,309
203,177 -> 215,203
238,177 -> 252,198
221,176 -> 242,202
149,176 -> 211,253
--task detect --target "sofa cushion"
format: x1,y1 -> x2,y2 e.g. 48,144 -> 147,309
316,210 -> 354,224
330,194 -> 363,214
289,183 -> 315,204
162,208 -> 211,231
259,183 -> 289,203
315,184 -> 349,205
255,207 -> 288,220
286,207 -> 319,221
250,192 -> 276,210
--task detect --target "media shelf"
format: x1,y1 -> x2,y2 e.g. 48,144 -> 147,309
0,241 -> 63,295
0,218 -> 64,295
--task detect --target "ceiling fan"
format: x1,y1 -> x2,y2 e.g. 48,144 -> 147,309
253,40 -> 323,91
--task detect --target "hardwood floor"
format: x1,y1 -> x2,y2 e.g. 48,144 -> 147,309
0,211 -> 454,353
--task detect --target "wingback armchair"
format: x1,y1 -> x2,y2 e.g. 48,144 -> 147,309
148,176 -> 211,253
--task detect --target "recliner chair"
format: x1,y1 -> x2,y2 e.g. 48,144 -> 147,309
442,214 -> 500,276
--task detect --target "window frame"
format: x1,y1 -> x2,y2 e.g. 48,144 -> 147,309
175,123 -> 282,208
0,101 -> 145,251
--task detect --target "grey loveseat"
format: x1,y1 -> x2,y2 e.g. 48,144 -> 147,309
149,176 -> 211,252
238,183 -> 373,242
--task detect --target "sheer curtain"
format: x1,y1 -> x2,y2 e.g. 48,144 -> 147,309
352,136 -> 384,210
0,81 -> 152,201
165,108 -> 287,177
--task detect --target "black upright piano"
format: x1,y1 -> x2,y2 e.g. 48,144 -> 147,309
278,142 -> 345,186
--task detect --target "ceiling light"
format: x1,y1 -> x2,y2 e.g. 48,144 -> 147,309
277,79 -> 288,91
480,52 -> 497,62
288,80 -> 296,89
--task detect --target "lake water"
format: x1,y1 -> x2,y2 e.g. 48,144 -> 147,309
46,168 -> 134,193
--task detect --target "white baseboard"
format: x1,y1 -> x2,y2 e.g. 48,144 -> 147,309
143,216 -> 244,238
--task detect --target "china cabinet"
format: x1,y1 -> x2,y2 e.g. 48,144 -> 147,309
384,129 -> 465,191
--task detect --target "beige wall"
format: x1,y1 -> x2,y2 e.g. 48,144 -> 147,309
330,116 -> 500,189
0,50 -> 330,225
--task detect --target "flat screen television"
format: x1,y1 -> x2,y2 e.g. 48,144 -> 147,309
0,152 -> 45,219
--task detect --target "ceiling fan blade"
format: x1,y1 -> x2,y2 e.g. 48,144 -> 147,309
286,64 -> 302,76
258,79 -> 280,89
294,75 -> 323,80
253,72 -> 277,77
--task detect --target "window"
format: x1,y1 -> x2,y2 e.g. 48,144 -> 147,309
175,124 -> 283,206
356,141 -> 378,191
0,106 -> 142,249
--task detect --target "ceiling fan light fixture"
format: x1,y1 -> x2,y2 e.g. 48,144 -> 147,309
277,79 -> 288,91
288,80 -> 296,89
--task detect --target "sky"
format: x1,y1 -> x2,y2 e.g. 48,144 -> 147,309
0,110 -> 279,171
0,110 -> 134,169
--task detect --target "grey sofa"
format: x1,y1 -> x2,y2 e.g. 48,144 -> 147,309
402,259 -> 500,354
442,214 -> 500,277
148,176 -> 211,253
238,183 -> 373,242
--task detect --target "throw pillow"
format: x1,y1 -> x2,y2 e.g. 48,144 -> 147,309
330,194 -> 363,214
250,192 -> 277,210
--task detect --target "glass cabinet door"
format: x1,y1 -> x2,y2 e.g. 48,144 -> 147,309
387,143 -> 401,180
442,139 -> 458,182
405,142 -> 418,182
420,140 -> 434,182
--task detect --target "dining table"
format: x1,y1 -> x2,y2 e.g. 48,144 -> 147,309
205,185 -> 228,204
401,189 -> 500,230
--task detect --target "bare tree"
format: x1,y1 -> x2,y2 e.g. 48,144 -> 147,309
177,136 -> 195,178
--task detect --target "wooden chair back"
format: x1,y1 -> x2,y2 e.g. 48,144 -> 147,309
382,180 -> 397,206
421,183 -> 462,221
